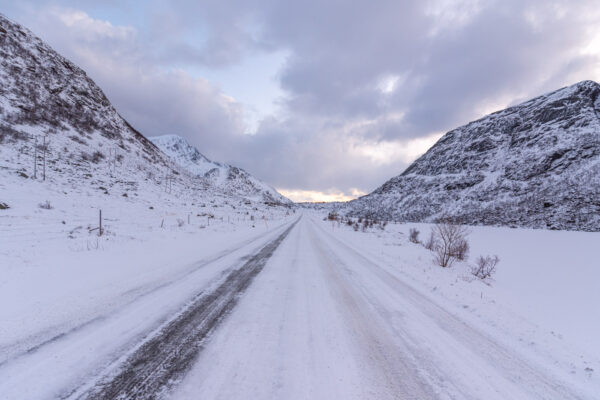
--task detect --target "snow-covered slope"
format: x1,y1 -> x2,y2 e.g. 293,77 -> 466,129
0,13 -> 290,218
345,81 -> 600,231
150,135 -> 291,204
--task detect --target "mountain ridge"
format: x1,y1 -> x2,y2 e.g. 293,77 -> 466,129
150,135 -> 291,204
344,80 -> 600,231
0,13 -> 290,209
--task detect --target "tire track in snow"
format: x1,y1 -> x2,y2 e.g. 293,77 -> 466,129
309,218 -> 588,400
307,222 -> 437,399
0,220 -> 291,369
71,220 -> 297,400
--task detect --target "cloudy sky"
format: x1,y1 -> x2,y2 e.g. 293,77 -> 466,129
2,1 -> 600,201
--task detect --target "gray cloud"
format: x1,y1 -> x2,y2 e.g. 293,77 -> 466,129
1,0 -> 599,196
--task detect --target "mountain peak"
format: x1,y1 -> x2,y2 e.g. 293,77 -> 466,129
150,135 -> 291,204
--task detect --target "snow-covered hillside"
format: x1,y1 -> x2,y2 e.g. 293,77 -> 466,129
150,135 -> 291,204
0,12 -> 292,246
344,81 -> 600,231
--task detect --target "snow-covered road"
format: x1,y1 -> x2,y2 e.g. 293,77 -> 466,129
0,214 -> 593,399
172,216 -> 589,400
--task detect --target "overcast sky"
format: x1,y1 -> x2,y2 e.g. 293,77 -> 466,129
2,0 -> 600,201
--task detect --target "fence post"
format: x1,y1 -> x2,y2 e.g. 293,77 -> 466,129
42,135 -> 46,181
33,136 -> 37,179
99,209 -> 103,236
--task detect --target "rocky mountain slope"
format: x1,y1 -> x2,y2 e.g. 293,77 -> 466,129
0,13 -> 289,214
344,80 -> 600,231
150,135 -> 290,204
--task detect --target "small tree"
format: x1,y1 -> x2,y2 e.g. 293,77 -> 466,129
432,220 -> 470,268
409,228 -> 420,243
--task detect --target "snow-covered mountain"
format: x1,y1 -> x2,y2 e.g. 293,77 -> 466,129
150,135 -> 291,204
344,80 -> 600,231
0,13 -> 290,213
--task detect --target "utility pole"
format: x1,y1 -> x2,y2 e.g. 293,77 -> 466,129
33,136 -> 37,179
42,135 -> 47,181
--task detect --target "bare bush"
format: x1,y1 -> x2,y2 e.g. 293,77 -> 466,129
38,200 -> 53,210
471,255 -> 499,279
424,231 -> 436,250
409,227 -> 420,243
176,218 -> 185,227
432,221 -> 470,268
451,238 -> 469,261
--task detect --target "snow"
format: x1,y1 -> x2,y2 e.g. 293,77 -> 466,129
1,11 -> 598,400
150,134 -> 291,204
168,214 -> 599,399
0,206 -> 296,399
149,134 -> 221,176
1,201 -> 598,399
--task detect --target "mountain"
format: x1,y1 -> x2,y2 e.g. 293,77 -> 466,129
150,135 -> 290,204
0,13 -> 289,211
344,80 -> 600,231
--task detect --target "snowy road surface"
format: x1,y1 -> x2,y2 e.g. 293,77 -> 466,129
0,215 -> 593,399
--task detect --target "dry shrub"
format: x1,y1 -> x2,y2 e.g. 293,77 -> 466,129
451,238 -> 469,261
432,221 -> 470,268
471,255 -> 500,279
38,200 -> 53,210
424,231 -> 436,250
409,227 -> 420,243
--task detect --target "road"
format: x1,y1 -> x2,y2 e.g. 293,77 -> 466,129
0,215 -> 591,399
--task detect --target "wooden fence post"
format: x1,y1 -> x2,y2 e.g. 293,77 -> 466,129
42,135 -> 46,181
33,136 -> 37,179
99,209 -> 103,236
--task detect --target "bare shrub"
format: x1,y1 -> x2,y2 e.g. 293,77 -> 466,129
432,221 -> 470,268
176,218 -> 185,227
38,200 -> 53,210
424,231 -> 436,250
409,227 -> 420,243
353,222 -> 359,231
471,255 -> 500,279
451,238 -> 469,261
362,219 -> 369,232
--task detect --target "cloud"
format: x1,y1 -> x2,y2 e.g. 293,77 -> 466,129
20,7 -> 247,160
2,0 -> 600,200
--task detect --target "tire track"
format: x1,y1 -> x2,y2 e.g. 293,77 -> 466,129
73,221 -> 297,400
0,220 -> 292,368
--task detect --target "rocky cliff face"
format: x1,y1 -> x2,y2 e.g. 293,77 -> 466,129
345,80 -> 600,231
